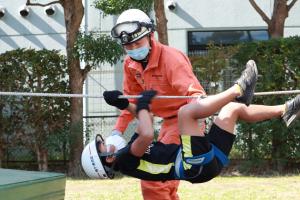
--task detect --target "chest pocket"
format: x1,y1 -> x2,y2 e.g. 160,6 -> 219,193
149,75 -> 170,93
129,69 -> 145,90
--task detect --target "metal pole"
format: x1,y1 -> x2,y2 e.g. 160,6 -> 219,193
0,90 -> 300,99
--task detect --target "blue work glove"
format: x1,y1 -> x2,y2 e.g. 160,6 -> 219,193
136,90 -> 157,113
103,90 -> 129,110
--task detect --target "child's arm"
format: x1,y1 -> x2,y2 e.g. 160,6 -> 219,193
130,109 -> 154,157
129,90 -> 157,157
125,103 -> 137,117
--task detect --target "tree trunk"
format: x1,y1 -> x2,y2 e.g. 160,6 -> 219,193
271,137 -> 285,172
0,121 -> 3,168
249,0 -> 296,39
247,129 -> 254,160
36,146 -> 48,171
0,143 -> 3,168
269,0 -> 288,38
68,62 -> 84,177
154,0 -> 169,45
25,0 -> 86,176
0,107 -> 4,168
63,0 -> 85,177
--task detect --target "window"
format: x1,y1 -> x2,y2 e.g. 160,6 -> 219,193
188,30 -> 269,56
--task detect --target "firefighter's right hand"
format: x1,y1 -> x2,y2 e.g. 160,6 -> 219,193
103,90 -> 129,110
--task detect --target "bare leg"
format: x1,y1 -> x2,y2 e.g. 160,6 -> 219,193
178,85 -> 241,136
214,102 -> 285,133
179,100 -> 285,136
178,60 -> 258,136
190,85 -> 240,118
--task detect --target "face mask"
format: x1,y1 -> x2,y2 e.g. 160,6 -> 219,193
125,45 -> 150,61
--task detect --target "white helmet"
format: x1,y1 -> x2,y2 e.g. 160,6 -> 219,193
105,131 -> 127,152
111,9 -> 155,45
81,134 -> 115,179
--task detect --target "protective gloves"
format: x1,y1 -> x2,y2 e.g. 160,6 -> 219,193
136,90 -> 157,113
103,90 -> 129,110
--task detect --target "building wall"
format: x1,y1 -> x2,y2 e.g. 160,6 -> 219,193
165,0 -> 300,53
1,0 -> 299,132
1,0 -> 299,54
0,0 -> 66,53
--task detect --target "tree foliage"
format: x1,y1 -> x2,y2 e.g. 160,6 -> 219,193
190,44 -> 240,94
190,37 -> 300,172
94,0 -> 153,15
74,32 -> 124,69
0,49 -> 70,171
233,36 -> 300,171
26,0 -> 125,176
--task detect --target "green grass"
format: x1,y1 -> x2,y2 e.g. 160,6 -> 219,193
65,175 -> 300,200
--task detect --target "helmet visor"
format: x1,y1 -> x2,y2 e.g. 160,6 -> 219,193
95,134 -> 115,179
111,21 -> 141,38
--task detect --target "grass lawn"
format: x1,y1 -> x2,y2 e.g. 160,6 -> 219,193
65,175 -> 300,200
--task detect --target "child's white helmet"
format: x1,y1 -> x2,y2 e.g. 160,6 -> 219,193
81,135 -> 114,179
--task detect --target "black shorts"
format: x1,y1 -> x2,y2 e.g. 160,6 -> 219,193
208,123 -> 236,157
181,123 -> 236,183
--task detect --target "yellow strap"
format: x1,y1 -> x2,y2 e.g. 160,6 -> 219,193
137,160 -> 174,174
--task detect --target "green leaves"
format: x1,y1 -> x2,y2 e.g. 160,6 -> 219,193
94,0 -> 153,15
234,37 -> 300,94
233,36 -> 300,170
191,36 -> 300,171
190,44 -> 240,94
0,49 -> 70,159
74,32 -> 124,67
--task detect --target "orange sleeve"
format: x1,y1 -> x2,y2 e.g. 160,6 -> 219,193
165,50 -> 206,103
114,59 -> 143,133
114,110 -> 135,133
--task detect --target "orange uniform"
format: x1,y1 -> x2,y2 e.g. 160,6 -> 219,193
114,36 -> 206,200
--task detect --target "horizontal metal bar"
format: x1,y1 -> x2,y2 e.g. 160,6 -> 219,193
0,91 -> 103,98
254,90 -> 300,96
118,95 -> 195,99
120,90 -> 300,98
0,90 -> 299,99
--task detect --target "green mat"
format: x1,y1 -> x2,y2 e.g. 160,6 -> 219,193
0,168 -> 66,200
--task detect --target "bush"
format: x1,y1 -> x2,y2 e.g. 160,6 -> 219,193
0,49 -> 70,170
233,36 -> 300,171
190,36 -> 300,172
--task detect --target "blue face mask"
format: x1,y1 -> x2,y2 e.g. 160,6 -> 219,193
125,45 -> 150,61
